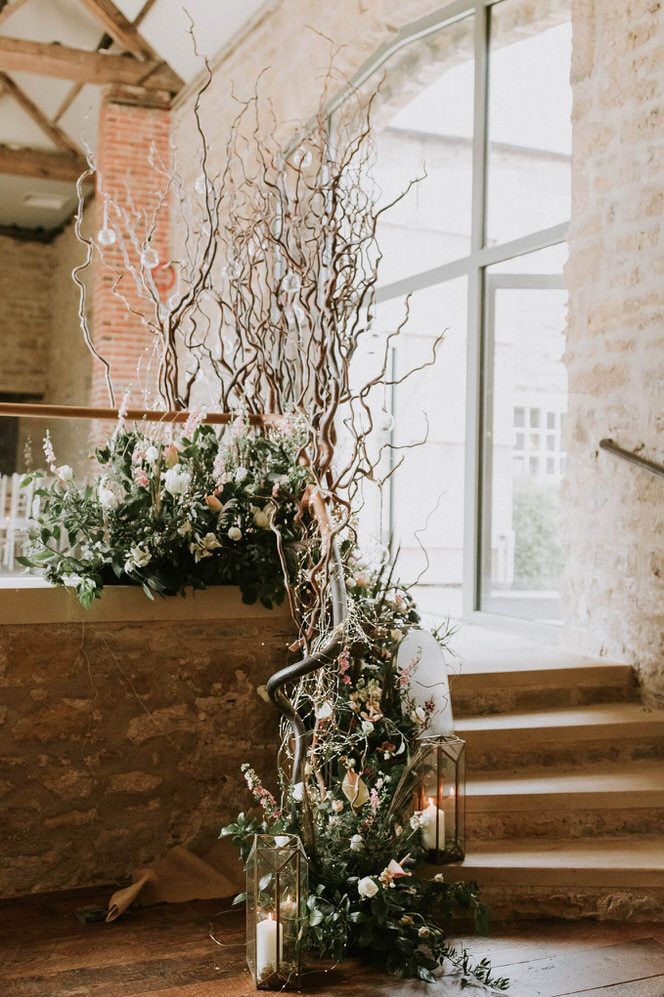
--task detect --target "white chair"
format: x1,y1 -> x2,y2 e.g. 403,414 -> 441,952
2,474 -> 36,570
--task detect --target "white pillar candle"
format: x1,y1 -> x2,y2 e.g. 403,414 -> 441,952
421,796 -> 445,851
256,912 -> 281,980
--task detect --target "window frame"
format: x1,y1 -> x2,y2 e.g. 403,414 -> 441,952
350,0 -> 570,622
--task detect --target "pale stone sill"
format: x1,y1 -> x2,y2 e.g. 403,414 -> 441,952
0,582 -> 291,625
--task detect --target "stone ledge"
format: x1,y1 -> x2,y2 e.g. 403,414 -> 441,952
0,583 -> 292,626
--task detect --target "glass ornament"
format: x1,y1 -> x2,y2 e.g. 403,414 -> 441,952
97,227 -> 116,247
141,247 -> 160,270
290,145 -> 312,169
281,271 -> 301,294
377,407 -> 395,433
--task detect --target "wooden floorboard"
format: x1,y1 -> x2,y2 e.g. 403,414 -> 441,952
1,886 -> 663,996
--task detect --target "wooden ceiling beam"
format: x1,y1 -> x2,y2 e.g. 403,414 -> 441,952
0,71 -> 83,158
77,0 -> 155,60
0,36 -> 181,92
0,0 -> 30,26
0,144 -> 88,182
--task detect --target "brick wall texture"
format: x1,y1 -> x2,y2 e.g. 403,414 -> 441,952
0,236 -> 53,396
91,93 -> 171,408
564,0 -> 664,702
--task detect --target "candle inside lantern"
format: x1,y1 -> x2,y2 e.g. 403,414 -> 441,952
421,795 -> 445,851
256,912 -> 281,980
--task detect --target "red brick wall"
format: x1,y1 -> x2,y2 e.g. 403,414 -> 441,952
91,92 -> 171,409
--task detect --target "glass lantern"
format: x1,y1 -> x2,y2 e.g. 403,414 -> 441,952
246,833 -> 308,990
412,735 -> 466,863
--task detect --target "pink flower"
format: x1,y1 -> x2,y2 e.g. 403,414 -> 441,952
338,649 -> 350,674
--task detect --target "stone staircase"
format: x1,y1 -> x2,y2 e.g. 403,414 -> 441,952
434,655 -> 664,920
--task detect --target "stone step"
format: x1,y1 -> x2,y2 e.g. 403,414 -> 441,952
456,702 -> 664,770
450,662 -> 637,717
466,760 -> 664,839
424,837 -> 664,921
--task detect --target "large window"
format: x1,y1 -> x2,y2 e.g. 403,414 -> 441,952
364,0 -> 572,623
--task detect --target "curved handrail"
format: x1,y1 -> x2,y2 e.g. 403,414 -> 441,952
599,439 -> 664,479
266,489 -> 348,789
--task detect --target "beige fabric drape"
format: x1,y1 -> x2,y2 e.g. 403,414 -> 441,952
106,837 -> 244,922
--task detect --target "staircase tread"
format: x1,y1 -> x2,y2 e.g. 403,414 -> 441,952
468,760 -> 664,800
456,702 -> 664,732
451,661 -> 634,685
450,836 -> 664,869
430,837 -> 664,888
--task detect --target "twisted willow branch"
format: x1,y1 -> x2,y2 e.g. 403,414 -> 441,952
266,490 -> 348,789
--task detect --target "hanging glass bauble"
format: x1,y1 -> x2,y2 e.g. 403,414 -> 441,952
290,145 -> 312,169
282,271 -> 301,294
377,407 -> 395,432
97,227 -> 116,247
141,247 -> 160,269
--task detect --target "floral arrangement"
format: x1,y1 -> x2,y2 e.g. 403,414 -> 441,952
21,58 -> 509,989
222,562 -> 509,991
20,415 -> 312,610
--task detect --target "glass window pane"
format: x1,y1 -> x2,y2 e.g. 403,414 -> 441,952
372,278 -> 467,621
371,15 -> 475,286
487,0 -> 572,244
481,252 -> 568,623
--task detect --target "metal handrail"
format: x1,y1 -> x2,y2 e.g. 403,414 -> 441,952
599,439 -> 664,479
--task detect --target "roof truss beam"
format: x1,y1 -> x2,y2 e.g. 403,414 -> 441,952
0,144 -> 88,181
0,71 -> 83,158
0,36 -> 182,92
77,0 -> 155,60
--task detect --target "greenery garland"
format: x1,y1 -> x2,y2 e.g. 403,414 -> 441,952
21,417 -> 312,609
222,561 -> 509,990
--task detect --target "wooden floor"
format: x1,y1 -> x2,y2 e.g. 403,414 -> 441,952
1,887 -> 664,997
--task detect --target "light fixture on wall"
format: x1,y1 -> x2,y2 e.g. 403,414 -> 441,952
22,192 -> 71,211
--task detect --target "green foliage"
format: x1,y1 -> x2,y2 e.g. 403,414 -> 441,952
21,418 -> 312,608
222,564 -> 509,991
512,477 -> 563,590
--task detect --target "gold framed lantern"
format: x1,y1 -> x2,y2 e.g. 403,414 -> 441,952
412,735 -> 466,863
246,833 -> 308,990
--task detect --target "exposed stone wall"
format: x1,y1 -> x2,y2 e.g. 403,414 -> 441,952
564,0 -> 664,702
172,0 -> 447,184
0,235 -> 53,396
0,598 -> 293,898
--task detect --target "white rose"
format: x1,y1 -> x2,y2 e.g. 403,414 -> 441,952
253,509 -> 270,529
350,834 -> 364,851
292,782 -> 305,803
361,720 -> 374,735
163,464 -> 191,496
410,705 -> 427,725
314,701 -> 334,720
98,478 -> 122,510
228,526 -> 242,541
126,546 -> 151,570
145,445 -> 159,463
56,464 -> 73,482
358,876 -> 378,900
